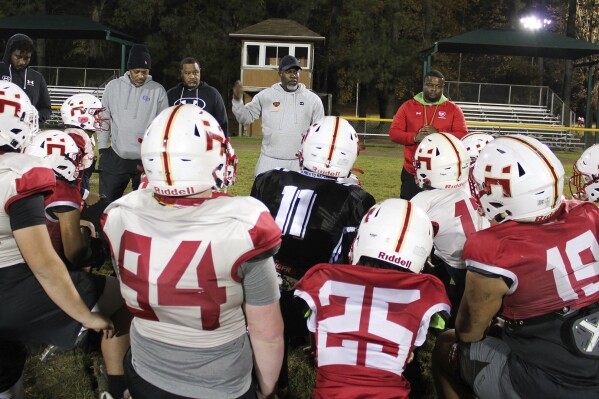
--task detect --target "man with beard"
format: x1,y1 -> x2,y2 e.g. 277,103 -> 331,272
388,70 -> 468,200
232,55 -> 324,176
166,57 -> 228,136
0,33 -> 52,123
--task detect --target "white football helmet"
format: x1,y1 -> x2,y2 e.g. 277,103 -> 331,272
141,104 -> 235,196
299,116 -> 360,178
24,130 -> 82,182
461,131 -> 494,161
414,133 -> 470,189
569,144 -> 599,202
61,93 -> 107,131
64,127 -> 95,171
350,199 -> 434,273
470,134 -> 564,223
0,81 -> 39,151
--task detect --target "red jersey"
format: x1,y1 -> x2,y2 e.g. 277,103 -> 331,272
295,263 -> 450,399
389,96 -> 467,175
464,200 -> 599,320
44,179 -> 82,257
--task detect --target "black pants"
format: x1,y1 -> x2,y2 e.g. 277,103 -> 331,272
400,167 -> 423,200
124,349 -> 257,399
98,147 -> 143,203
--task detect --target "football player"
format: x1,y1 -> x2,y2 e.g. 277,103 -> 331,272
102,104 -> 284,399
432,135 -> 599,399
295,199 -> 451,399
461,131 -> 494,163
0,82 -> 130,399
250,116 -> 376,393
61,93 -> 108,205
569,143 -> 599,202
411,133 -> 489,324
24,130 -> 92,269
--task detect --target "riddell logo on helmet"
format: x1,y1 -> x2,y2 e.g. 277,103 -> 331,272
378,252 -> 412,268
444,182 -> 466,189
153,186 -> 196,195
311,166 -> 341,177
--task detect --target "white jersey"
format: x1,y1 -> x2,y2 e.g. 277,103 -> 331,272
411,187 -> 489,269
103,190 -> 281,348
0,153 -> 55,268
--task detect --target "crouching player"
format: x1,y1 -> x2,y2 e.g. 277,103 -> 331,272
295,199 -> 451,398
102,105 -> 284,399
433,135 -> 599,399
0,82 -> 130,399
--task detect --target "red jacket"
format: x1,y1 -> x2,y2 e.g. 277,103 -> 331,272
389,95 -> 468,175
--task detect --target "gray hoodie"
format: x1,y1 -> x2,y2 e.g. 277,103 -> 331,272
98,72 -> 168,159
232,83 -> 324,160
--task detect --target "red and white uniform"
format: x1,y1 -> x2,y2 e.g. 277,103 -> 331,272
44,179 -> 82,257
411,187 -> 489,269
102,190 -> 281,348
464,200 -> 599,319
0,153 -> 55,268
295,263 -> 450,399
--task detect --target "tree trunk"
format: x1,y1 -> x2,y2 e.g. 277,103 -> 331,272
562,0 -> 577,110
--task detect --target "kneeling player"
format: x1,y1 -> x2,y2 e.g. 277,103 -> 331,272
295,199 -> 451,399
102,105 -> 284,399
432,135 -> 599,399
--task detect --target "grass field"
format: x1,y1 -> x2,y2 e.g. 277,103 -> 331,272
22,136 -> 583,398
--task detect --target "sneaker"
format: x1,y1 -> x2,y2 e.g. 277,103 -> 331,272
99,390 -> 131,399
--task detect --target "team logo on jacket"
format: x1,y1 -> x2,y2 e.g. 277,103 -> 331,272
300,101 -> 304,105
438,111 -> 446,118
142,95 -> 150,102
416,111 -> 422,116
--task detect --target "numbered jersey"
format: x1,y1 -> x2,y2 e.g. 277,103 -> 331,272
0,153 -> 55,268
103,190 -> 281,348
251,169 -> 376,276
295,264 -> 450,399
411,187 -> 489,269
44,179 -> 82,258
464,200 -> 599,398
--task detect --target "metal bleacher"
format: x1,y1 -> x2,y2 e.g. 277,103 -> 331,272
45,85 -> 106,128
455,101 -> 583,150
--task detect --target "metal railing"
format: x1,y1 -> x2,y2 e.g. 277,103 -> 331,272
444,81 -> 576,126
31,66 -> 119,88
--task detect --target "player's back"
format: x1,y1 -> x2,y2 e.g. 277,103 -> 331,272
103,189 -> 281,348
411,186 -> 488,269
0,153 -> 55,268
251,169 -> 375,275
295,263 -> 450,399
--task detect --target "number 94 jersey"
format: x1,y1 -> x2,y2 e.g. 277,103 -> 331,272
102,190 -> 282,348
295,263 -> 450,399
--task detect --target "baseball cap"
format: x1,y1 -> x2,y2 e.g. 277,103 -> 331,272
279,55 -> 302,71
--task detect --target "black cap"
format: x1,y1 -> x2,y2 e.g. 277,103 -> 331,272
127,44 -> 151,70
278,55 -> 302,71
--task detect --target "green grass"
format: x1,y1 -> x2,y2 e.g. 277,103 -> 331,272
22,137 -> 584,399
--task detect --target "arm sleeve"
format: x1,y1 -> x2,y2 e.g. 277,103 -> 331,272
98,85 -> 112,149
36,77 -> 53,123
157,86 -> 169,113
238,257 -> 280,306
232,93 -> 262,125
311,94 -> 325,122
389,102 -> 417,145
8,193 -> 46,231
213,90 -> 229,136
450,104 -> 468,139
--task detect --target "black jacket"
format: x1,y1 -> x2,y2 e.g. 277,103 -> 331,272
166,81 -> 228,136
0,34 -> 52,122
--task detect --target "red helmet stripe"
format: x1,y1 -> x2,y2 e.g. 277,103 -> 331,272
161,105 -> 184,185
505,136 -> 559,207
325,117 -> 341,167
440,133 -> 463,179
394,201 -> 412,252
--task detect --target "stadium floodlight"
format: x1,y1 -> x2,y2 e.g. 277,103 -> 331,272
520,15 -> 552,31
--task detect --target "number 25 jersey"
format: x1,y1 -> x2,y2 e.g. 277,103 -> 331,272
295,263 -> 450,399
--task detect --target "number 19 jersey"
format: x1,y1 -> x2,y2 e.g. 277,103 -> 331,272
295,263 -> 450,399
